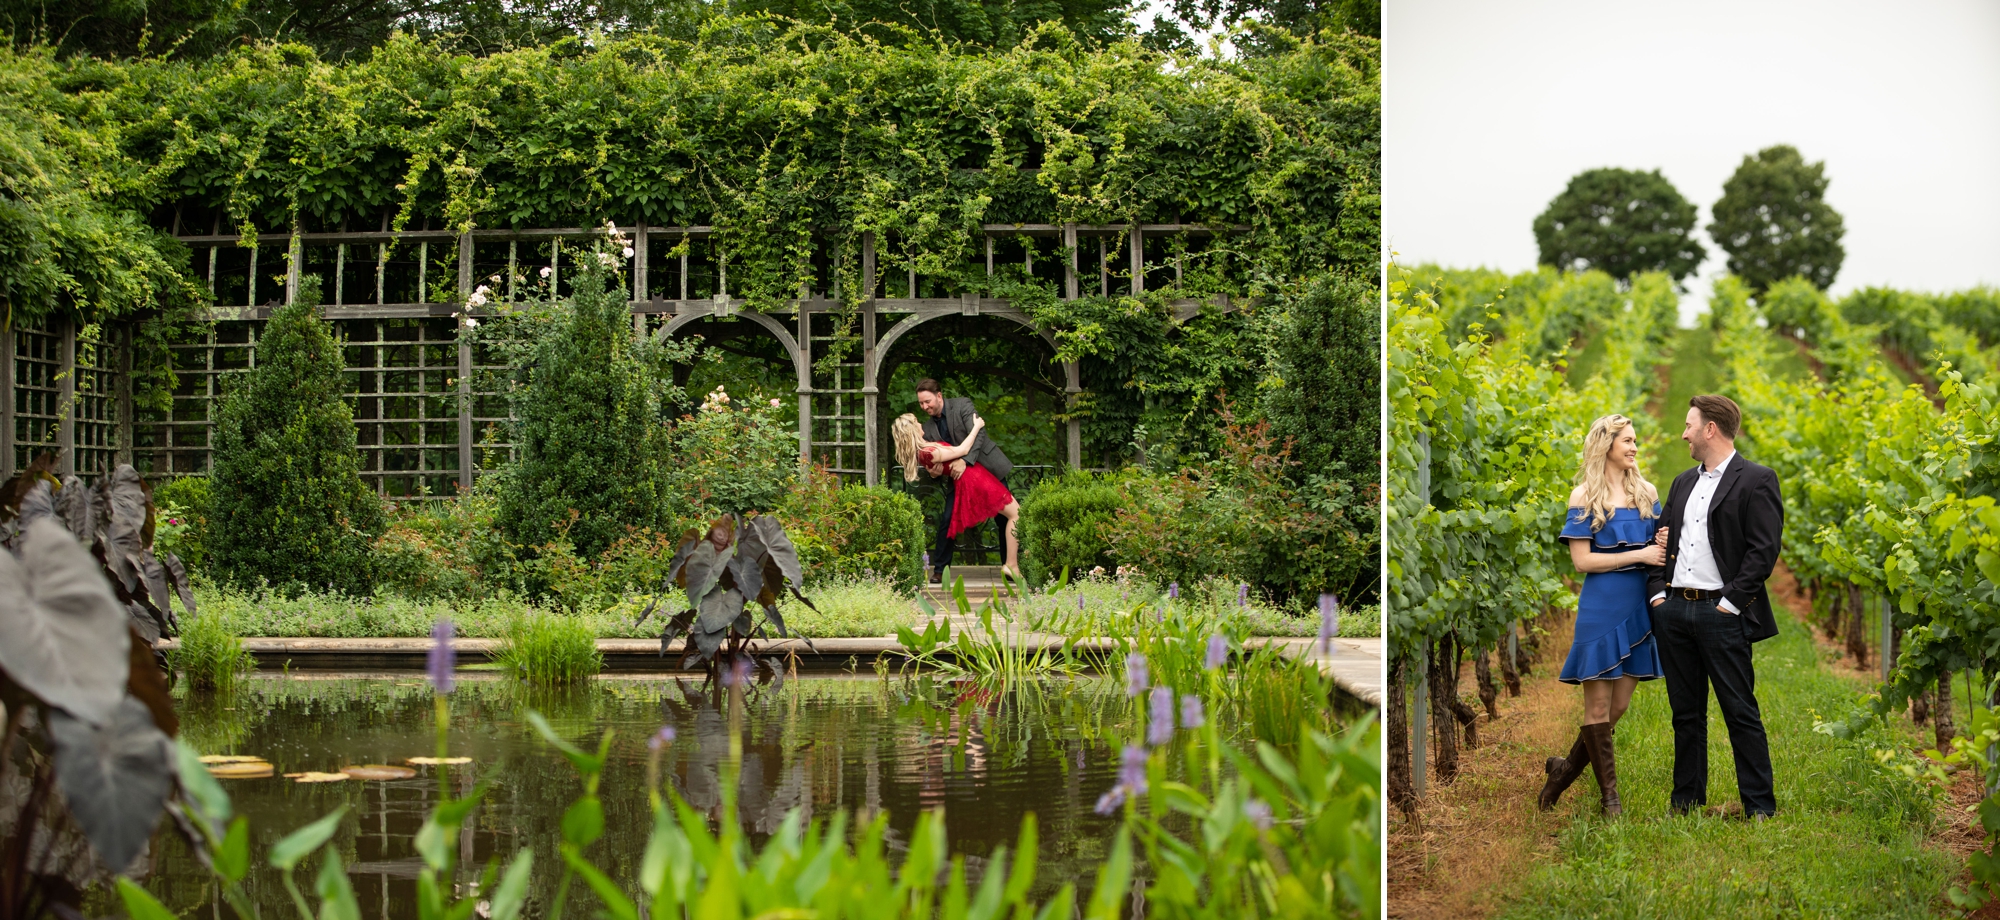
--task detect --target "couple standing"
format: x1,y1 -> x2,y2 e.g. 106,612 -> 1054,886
1540,395 -> 1784,820
890,378 -> 1021,581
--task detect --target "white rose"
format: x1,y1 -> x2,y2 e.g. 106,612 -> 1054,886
769,398 -> 781,407
540,266 -> 553,278
467,292 -> 487,306
623,246 -> 635,258
466,317 -> 480,328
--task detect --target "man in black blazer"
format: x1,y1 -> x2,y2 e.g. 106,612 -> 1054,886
916,378 -> 1012,583
1647,394 -> 1784,818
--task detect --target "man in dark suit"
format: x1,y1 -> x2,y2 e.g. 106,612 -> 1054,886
916,378 -> 1012,583
1647,394 -> 1784,819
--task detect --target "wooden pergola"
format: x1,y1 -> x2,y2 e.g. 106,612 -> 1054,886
2,220 -> 1239,493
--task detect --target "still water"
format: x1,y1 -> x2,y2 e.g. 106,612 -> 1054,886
125,672 -> 1146,917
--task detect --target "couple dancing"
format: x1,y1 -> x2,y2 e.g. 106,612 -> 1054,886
1539,395 -> 1785,820
890,378 -> 1021,580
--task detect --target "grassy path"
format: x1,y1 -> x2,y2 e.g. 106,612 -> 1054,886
1390,577 -> 1955,918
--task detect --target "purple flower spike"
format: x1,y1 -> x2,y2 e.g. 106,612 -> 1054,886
1168,582 -> 1179,600
1238,583 -> 1249,606
1118,744 -> 1149,795
721,656 -> 754,688
1078,593 -> 1086,610
1148,686 -> 1176,746
1205,634 -> 1229,670
426,619 -> 456,694
1244,798 -> 1273,831
1180,694 -> 1205,729
1094,787 -> 1126,815
1124,652 -> 1149,698
648,726 -> 677,751
1318,594 -> 1340,652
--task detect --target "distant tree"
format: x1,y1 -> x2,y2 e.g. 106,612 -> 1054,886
1532,167 -> 1705,285
1708,144 -> 1845,293
1157,0 -> 1376,42
208,277 -> 384,595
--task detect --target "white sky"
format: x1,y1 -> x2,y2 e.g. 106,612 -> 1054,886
1384,0 -> 2000,325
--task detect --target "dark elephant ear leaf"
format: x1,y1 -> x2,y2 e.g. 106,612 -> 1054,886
665,529 -> 701,590
681,542 -> 729,615
731,522 -> 768,606
761,603 -> 790,638
748,516 -> 805,591
163,553 -> 197,619
55,474 -> 93,544
124,625 -> 177,738
48,695 -> 173,872
0,518 -> 131,726
15,477 -> 55,528
136,552 -> 178,636
756,556 -> 784,608
698,586 -> 745,636
633,597 -> 658,629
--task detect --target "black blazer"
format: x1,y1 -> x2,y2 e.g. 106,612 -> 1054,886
1647,454 -> 1786,643
921,396 -> 1012,481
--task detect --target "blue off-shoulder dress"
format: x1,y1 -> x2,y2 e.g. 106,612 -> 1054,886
1558,505 -> 1664,684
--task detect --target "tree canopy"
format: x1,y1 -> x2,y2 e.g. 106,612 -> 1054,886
1708,144 -> 1845,293
1532,166 -> 1704,285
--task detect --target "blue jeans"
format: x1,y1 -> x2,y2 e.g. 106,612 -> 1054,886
1656,594 -> 1776,816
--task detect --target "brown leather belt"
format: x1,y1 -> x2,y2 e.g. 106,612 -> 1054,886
1676,587 -> 1721,601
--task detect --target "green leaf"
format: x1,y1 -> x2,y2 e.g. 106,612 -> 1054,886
527,710 -> 606,777
562,796 -> 605,848
270,806 -> 347,872
563,844 -> 640,920
174,738 -> 232,835
317,849 -> 363,920
1978,550 -> 2000,589
216,816 -> 251,882
1083,828 -> 1132,920
116,878 -> 179,920
489,850 -> 534,920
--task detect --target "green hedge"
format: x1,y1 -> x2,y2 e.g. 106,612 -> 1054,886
1018,469 -> 1127,587
783,479 -> 927,593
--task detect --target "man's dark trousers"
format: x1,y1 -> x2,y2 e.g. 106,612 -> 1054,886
1656,594 -> 1775,815
930,476 -> 955,578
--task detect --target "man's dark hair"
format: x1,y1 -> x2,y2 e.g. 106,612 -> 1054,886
1690,394 -> 1741,439
915,378 -> 943,395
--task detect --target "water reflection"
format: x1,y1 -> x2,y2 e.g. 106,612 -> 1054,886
120,673 -> 1143,917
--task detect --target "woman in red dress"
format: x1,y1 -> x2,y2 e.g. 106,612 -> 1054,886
891,413 -> 1021,578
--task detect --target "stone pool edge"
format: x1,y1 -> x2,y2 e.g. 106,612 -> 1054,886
153,636 -> 1383,706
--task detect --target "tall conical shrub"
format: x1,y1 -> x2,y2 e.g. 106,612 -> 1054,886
209,276 -> 383,594
495,242 -> 682,560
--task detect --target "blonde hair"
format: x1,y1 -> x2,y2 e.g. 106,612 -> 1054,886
891,414 -> 926,482
1575,414 -> 1657,531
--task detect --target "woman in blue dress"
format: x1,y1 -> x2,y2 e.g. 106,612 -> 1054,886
1538,414 -> 1665,817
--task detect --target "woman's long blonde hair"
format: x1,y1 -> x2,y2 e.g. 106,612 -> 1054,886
1575,414 -> 1657,531
891,414 -> 926,482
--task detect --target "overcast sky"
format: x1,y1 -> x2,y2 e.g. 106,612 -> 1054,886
1384,0 -> 2000,325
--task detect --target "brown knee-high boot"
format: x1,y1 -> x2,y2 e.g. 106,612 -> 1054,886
1583,722 -> 1621,816
1537,727 -> 1591,810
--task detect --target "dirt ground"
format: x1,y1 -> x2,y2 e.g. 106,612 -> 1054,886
1387,563 -> 1988,919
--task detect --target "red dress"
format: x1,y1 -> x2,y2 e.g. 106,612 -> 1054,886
920,447 -> 1014,538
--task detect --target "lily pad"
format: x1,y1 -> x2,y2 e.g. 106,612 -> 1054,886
0,517 -> 132,725
405,757 -> 472,766
341,765 -> 417,780
198,755 -> 266,764
284,772 -> 351,784
48,695 -> 174,871
207,761 -> 275,778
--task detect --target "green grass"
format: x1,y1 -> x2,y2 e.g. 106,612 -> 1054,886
167,611 -> 256,692
1496,615 -> 1952,920
192,573 -> 916,639
492,611 -> 602,683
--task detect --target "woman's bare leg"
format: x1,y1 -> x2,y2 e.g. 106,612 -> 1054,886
1607,675 -> 1640,726
1000,501 -> 1021,574
1581,679 -> 1614,725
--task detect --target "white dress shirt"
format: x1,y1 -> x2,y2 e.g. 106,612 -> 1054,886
1654,451 -> 1741,614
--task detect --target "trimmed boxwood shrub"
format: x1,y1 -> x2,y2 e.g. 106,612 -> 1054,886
781,471 -> 927,592
1018,469 -> 1128,587
207,277 -> 384,595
